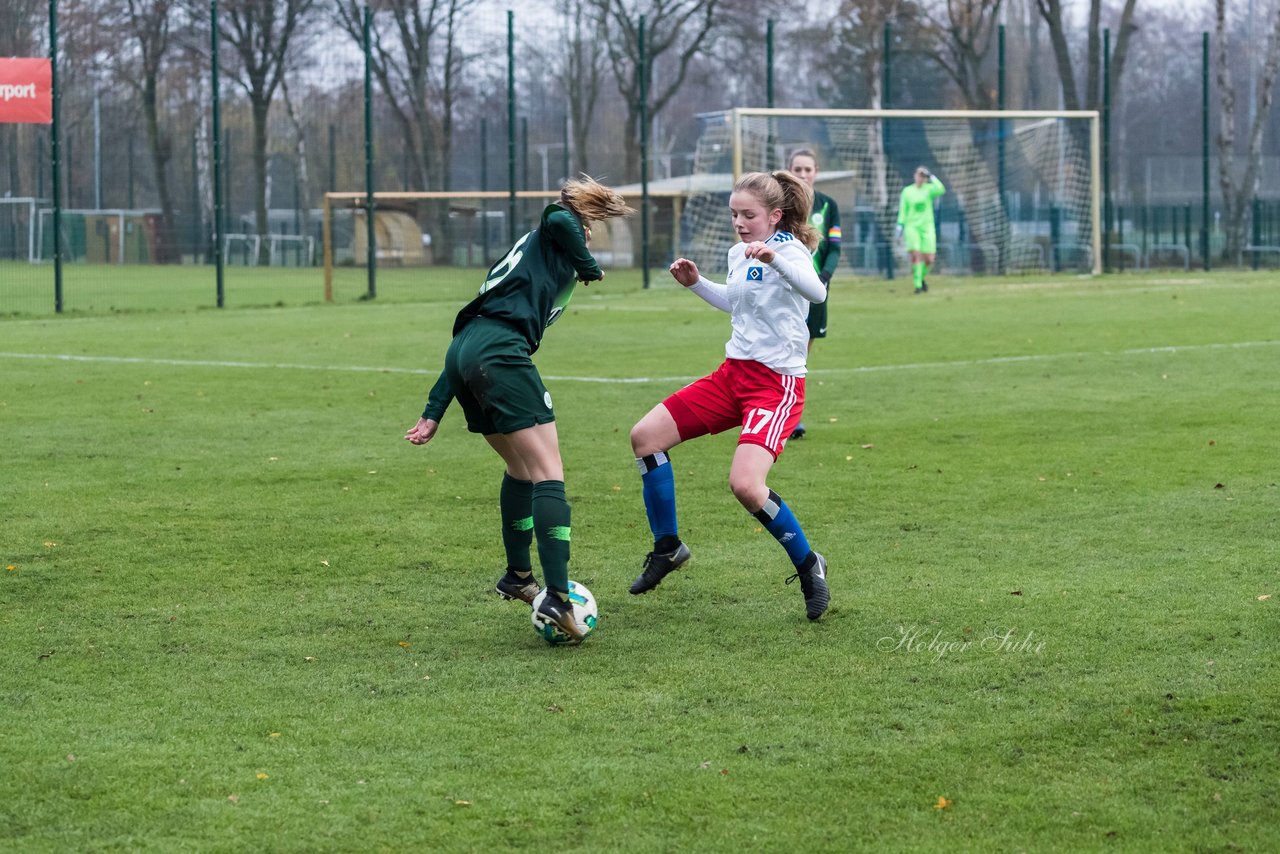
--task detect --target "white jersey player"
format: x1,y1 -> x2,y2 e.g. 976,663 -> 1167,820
627,170 -> 832,622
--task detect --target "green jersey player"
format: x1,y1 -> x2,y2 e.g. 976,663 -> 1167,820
896,166 -> 945,294
786,148 -> 842,439
405,176 -> 633,642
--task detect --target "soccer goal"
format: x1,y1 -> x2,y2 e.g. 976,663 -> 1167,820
321,189 -> 659,300
685,107 -> 1101,277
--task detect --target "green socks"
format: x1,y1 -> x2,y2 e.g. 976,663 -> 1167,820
913,261 -> 925,290
532,480 -> 571,597
499,473 -> 534,574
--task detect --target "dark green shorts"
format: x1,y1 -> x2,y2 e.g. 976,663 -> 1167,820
806,298 -> 828,340
444,318 -> 555,435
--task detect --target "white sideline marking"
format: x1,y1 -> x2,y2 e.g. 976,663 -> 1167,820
1,339 -> 1277,384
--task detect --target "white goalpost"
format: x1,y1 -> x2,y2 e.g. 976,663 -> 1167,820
686,107 -> 1102,277
0,197 -> 42,263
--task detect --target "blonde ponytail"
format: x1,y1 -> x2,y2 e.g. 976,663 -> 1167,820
733,171 -> 818,251
771,170 -> 818,251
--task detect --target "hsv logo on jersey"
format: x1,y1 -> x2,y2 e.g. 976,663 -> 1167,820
746,266 -> 764,281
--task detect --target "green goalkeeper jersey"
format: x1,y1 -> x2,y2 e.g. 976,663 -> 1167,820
897,176 -> 946,232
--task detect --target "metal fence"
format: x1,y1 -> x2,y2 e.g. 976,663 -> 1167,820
2,1 -> 1278,315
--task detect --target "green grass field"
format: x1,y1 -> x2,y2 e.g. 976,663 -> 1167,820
2,268 -> 1278,851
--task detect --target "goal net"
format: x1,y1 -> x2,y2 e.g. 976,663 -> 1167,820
683,108 -> 1100,277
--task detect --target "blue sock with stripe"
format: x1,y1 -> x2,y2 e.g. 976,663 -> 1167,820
752,489 -> 813,567
637,452 -> 679,548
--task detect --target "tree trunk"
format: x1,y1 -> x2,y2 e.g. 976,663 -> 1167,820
141,75 -> 177,262
252,98 -> 271,266
1036,0 -> 1081,110
280,77 -> 311,259
1217,0 -> 1280,262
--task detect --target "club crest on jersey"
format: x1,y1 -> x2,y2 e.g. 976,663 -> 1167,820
746,266 -> 764,281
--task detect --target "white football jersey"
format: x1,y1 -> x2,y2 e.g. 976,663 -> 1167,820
689,231 -> 826,376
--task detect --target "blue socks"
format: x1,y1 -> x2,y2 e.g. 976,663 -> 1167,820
752,489 -> 813,567
640,456 -> 813,569
637,452 -> 679,547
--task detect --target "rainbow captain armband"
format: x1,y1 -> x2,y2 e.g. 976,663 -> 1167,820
828,225 -> 842,241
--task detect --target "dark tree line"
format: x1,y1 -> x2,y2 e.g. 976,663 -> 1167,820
3,0 -> 1277,265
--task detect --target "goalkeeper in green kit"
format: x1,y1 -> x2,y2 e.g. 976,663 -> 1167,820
896,166 -> 945,294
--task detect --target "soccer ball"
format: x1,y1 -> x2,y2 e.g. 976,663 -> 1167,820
531,580 -> 598,645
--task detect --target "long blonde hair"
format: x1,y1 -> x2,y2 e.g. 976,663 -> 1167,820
560,175 -> 635,226
734,170 -> 817,251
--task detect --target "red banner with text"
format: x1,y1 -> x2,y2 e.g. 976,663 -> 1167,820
0,58 -> 53,124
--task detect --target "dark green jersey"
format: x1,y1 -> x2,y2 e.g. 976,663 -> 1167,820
452,203 -> 601,351
421,203 -> 601,422
809,191 -> 842,282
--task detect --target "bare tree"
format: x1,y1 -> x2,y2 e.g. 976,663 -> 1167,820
335,0 -> 477,263
588,0 -> 722,183
215,0 -> 317,265
553,0 -> 609,176
335,0 -> 477,193
1215,0 -> 1280,261
0,0 -> 43,54
814,0 -> 910,209
924,0 -> 1005,109
118,0 -> 179,260
1033,0 -> 1139,112
278,74 -> 312,250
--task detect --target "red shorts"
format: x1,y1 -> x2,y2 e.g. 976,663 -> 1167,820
662,359 -> 805,459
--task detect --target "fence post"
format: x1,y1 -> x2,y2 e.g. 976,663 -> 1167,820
211,0 -> 225,307
362,3 -> 376,299
1049,205 -> 1061,272
1103,28 -> 1112,274
766,19 -> 774,109
1201,32 -> 1211,271
639,15 -> 650,288
506,11 -> 516,246
1184,203 -> 1192,258
191,136 -> 201,261
998,24 -> 1007,275
1252,197 -> 1261,270
1117,204 -> 1125,272
49,0 -> 64,312
481,118 -> 490,260
883,22 -> 895,281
